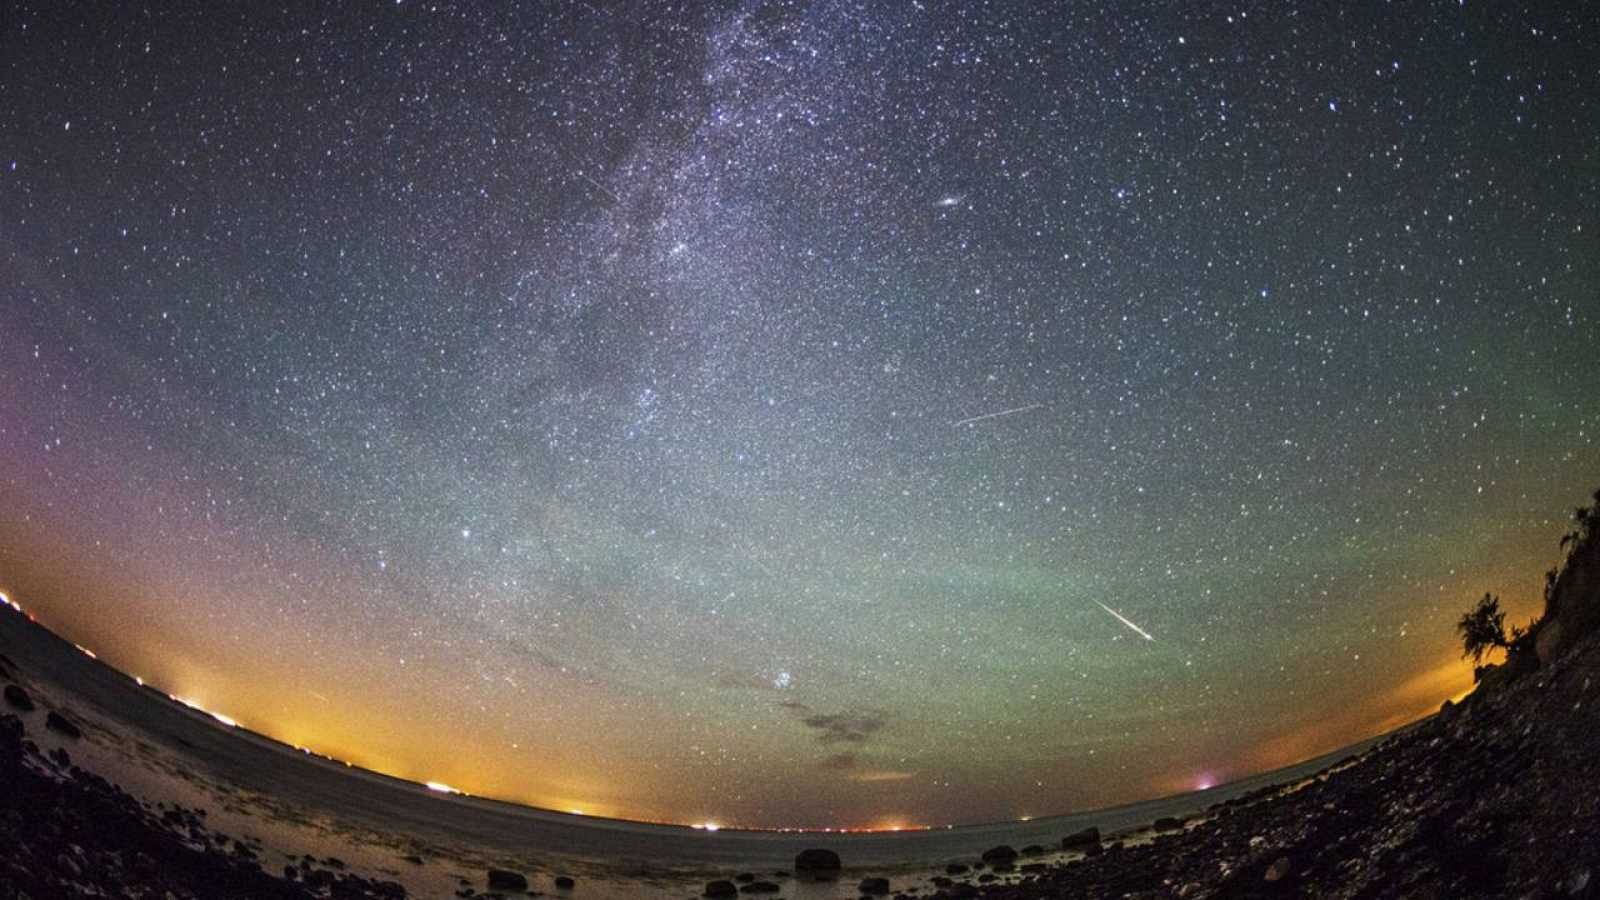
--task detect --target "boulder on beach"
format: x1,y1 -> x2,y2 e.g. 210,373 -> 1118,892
981,845 -> 1019,864
945,862 -> 969,874
794,848 -> 841,878
487,868 -> 529,891
1062,826 -> 1101,849
703,880 -> 738,898
46,711 -> 82,739
554,874 -> 575,889
1152,816 -> 1185,831
859,875 -> 890,895
3,684 -> 33,712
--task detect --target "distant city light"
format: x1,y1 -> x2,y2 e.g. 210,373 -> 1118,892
425,781 -> 461,794
171,695 -> 239,728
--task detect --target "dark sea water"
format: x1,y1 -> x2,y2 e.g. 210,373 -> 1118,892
0,608 -> 1389,898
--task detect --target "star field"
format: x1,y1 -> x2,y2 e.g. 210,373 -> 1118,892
1,1 -> 1597,827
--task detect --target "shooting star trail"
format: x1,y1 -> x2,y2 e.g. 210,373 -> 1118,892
951,402 -> 1043,428
554,146 -> 623,204
1094,600 -> 1156,641
576,170 -> 620,204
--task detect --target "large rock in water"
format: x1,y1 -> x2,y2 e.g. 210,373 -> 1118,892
859,876 -> 891,895
794,848 -> 841,878
1062,826 -> 1101,849
3,684 -> 33,712
46,711 -> 82,739
981,845 -> 1018,864
487,868 -> 528,891
703,880 -> 738,898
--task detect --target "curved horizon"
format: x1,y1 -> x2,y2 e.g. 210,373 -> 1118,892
2,2 -> 1596,828
2,595 -> 1393,840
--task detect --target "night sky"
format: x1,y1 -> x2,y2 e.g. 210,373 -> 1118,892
2,2 -> 1597,829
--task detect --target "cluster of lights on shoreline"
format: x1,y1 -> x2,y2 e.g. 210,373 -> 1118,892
1,593 -> 962,833
3,586 -> 938,833
3,585 -> 1195,832
171,694 -> 242,729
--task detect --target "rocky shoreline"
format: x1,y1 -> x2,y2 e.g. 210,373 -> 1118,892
0,684 -> 407,899
6,625 -> 1600,899
886,630 -> 1599,899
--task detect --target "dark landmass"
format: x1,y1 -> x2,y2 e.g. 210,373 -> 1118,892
909,626 -> 1600,899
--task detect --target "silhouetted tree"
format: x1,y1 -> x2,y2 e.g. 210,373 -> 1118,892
1559,489 -> 1600,557
1458,592 -> 1510,665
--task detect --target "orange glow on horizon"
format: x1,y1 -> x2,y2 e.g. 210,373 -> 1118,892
1239,654 -> 1476,778
0,542 -> 1559,831
4,581 -> 1494,833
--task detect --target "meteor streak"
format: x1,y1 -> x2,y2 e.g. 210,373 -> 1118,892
951,402 -> 1043,428
576,170 -> 620,203
1094,600 -> 1155,641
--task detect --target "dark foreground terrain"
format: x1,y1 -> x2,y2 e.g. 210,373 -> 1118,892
928,636 -> 1600,899
2,685 -> 405,900
3,621 -> 1598,899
